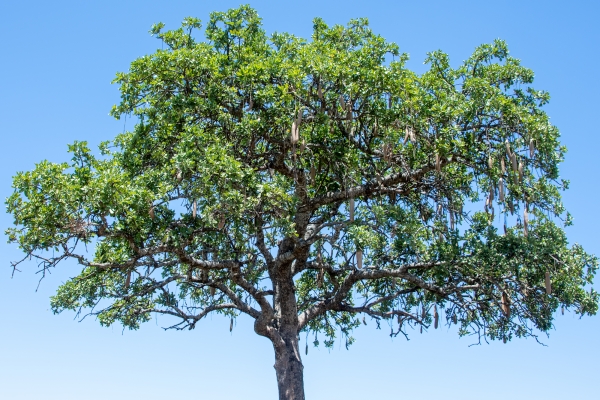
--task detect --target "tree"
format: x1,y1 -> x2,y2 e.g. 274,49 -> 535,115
6,5 -> 598,399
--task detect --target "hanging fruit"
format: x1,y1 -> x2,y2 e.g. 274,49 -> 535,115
501,291 -> 511,318
511,153 -> 518,173
356,250 -> 363,269
433,305 -> 439,329
349,198 -> 355,222
518,161 -> 524,183
545,271 -> 552,294
529,138 -> 535,158
505,139 -> 512,158
192,200 -> 197,219
125,271 -> 131,288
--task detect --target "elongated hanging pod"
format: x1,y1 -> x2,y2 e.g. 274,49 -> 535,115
349,198 -> 355,222
305,342 -> 308,355
436,153 -> 441,172
291,120 -> 298,143
230,317 -> 233,332
529,138 -> 535,158
192,200 -> 197,219
501,291 -> 510,318
501,157 -> 506,174
452,314 -> 457,325
209,286 -> 216,297
410,127 -> 416,142
404,127 -> 410,145
291,121 -> 299,144
218,214 -> 225,230
545,271 -> 552,294
125,271 -> 131,288
561,306 -> 564,315
518,161 -> 524,183
310,165 -> 316,182
356,250 -> 363,269
291,109 -> 302,144
176,169 -> 182,182
498,178 -> 505,202
433,305 -> 439,329
488,154 -> 493,169
505,139 -> 512,158
149,204 -> 155,220
511,153 -> 518,173
489,185 -> 495,202
449,210 -> 455,230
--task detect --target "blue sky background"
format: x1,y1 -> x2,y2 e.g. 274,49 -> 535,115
1,1 -> 598,399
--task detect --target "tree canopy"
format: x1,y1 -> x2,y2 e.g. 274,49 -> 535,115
6,5 -> 598,399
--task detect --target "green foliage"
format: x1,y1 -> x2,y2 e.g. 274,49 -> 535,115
6,6 -> 597,348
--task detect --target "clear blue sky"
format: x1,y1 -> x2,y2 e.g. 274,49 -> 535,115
1,1 -> 598,399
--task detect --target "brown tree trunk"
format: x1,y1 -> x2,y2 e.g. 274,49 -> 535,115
270,238 -> 306,400
273,333 -> 305,400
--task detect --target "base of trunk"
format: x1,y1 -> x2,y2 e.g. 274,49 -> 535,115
274,339 -> 305,400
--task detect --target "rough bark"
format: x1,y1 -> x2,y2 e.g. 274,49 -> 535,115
273,333 -> 305,400
271,238 -> 305,400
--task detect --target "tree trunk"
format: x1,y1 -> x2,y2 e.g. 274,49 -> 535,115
270,238 -> 306,400
273,334 -> 305,400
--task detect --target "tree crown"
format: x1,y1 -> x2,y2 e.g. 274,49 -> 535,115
6,5 -> 597,347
